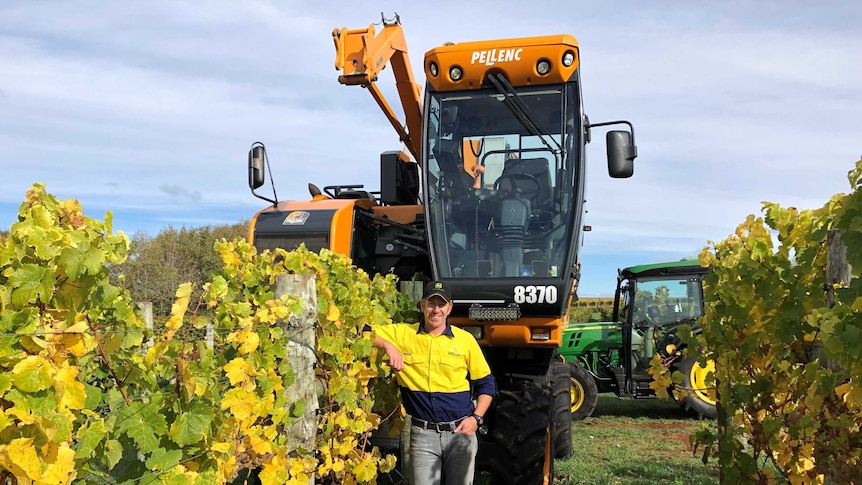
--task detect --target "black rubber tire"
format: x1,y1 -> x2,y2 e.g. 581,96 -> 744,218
550,360 -> 573,459
675,355 -> 718,420
485,380 -> 554,485
568,363 -> 598,421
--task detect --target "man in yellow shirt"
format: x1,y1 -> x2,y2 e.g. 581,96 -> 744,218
372,281 -> 495,485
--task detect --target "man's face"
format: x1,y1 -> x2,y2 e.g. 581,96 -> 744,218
420,296 -> 452,328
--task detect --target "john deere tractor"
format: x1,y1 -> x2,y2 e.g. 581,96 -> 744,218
559,259 -> 717,420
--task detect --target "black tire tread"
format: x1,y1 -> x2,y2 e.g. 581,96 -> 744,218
485,381 -> 554,485
550,360 -> 573,458
676,355 -> 718,420
568,363 -> 599,421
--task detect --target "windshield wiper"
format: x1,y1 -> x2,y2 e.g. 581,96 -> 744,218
487,73 -> 562,154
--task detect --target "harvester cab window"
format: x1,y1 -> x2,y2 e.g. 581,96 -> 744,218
424,84 -> 579,280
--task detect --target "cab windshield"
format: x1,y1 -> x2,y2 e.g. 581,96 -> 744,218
423,84 -> 580,279
625,276 -> 705,327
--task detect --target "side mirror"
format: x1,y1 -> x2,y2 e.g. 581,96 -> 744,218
248,145 -> 266,189
606,130 -> 636,178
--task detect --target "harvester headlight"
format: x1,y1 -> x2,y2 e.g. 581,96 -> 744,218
450,66 -> 463,81
461,325 -> 483,340
469,304 -> 521,321
562,50 -> 576,67
531,328 -> 551,341
536,59 -> 551,75
429,61 -> 439,77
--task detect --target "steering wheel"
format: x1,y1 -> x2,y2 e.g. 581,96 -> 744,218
494,173 -> 541,201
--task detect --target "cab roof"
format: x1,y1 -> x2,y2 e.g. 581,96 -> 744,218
620,258 -> 708,279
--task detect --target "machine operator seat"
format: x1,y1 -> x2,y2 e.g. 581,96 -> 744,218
495,157 -> 552,210
493,157 -> 552,276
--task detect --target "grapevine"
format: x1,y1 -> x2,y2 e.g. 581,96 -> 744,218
0,183 -> 415,484
650,158 -> 862,483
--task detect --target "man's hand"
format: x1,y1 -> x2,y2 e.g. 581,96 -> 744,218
454,415 -> 480,435
374,337 -> 404,371
470,164 -> 485,189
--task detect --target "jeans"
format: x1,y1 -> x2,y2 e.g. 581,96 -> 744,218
409,424 -> 478,485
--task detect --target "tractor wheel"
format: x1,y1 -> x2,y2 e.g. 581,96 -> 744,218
550,360 -> 573,459
675,355 -> 717,419
568,363 -> 598,421
485,380 -> 554,485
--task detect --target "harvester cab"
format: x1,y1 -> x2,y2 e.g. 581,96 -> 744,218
246,14 -> 638,484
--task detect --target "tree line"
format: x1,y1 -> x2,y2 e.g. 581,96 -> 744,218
115,222 -> 248,315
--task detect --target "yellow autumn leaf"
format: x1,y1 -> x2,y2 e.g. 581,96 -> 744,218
180,364 -> 196,398
211,442 -> 232,454
286,456 -> 316,479
252,392 -> 275,417
221,388 -> 254,421
334,411 -> 351,430
12,355 -> 54,393
338,437 -> 357,455
40,443 -> 77,484
256,307 -> 273,324
259,454 -> 287,484
352,456 -> 377,483
224,358 -> 255,386
232,329 -> 260,355
317,455 -> 332,476
270,300 -> 291,319
165,283 -> 193,336
1,437 -> 42,481
216,455 -> 238,483
54,362 -> 86,410
6,402 -> 36,425
836,382 -> 862,410
326,304 -> 341,322
249,433 -> 272,454
60,331 -> 94,358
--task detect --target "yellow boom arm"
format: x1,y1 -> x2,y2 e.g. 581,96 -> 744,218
332,16 -> 423,162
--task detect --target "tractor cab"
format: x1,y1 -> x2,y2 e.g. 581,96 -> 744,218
613,260 -> 708,396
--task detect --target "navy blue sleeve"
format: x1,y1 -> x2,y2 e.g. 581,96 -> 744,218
472,373 -> 496,398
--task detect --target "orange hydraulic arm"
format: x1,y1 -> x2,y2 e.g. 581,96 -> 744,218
332,14 -> 423,162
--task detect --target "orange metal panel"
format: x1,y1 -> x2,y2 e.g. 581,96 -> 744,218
450,316 -> 563,347
425,35 -> 579,91
248,198 -> 376,257
371,204 -> 423,224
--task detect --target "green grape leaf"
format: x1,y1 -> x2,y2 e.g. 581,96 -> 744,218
58,245 -> 86,279
76,419 -> 107,458
11,355 -> 53,392
6,263 -> 54,306
104,439 -> 124,469
117,399 -> 168,453
168,400 -> 214,447
144,447 -> 183,471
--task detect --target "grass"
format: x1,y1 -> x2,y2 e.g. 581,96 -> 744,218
552,394 -> 720,485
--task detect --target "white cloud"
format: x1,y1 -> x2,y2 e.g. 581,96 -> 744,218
1,1 -> 860,295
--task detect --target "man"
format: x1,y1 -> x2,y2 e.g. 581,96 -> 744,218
371,281 -> 495,485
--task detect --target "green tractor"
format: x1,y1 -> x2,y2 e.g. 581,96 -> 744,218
560,260 -> 717,420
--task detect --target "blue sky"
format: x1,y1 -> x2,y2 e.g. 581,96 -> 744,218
2,1 -> 861,297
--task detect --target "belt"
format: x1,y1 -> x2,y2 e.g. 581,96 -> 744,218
410,416 -> 466,432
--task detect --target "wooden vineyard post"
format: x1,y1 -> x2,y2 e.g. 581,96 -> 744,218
823,230 -> 851,485
275,274 -> 319,466
137,302 -> 153,354
397,280 -> 423,477
826,229 -> 851,309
